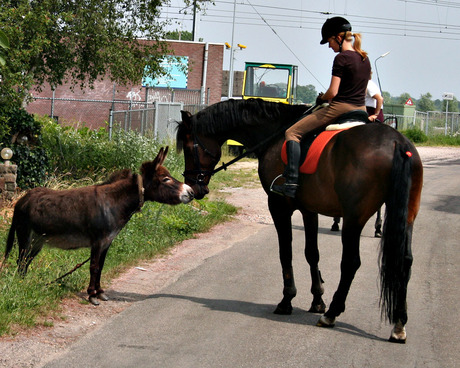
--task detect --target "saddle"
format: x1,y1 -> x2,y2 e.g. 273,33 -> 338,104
281,110 -> 369,174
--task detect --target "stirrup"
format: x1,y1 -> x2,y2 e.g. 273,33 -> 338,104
270,175 -> 298,198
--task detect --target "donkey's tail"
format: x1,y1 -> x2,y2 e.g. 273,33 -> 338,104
379,141 -> 413,323
4,211 -> 17,261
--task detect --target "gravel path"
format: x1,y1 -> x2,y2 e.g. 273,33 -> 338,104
1,146 -> 459,368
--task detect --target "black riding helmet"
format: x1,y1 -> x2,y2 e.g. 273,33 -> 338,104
320,17 -> 352,45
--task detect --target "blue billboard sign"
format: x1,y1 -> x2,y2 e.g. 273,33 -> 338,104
142,56 -> 189,89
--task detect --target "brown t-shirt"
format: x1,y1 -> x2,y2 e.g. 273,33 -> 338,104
331,50 -> 371,106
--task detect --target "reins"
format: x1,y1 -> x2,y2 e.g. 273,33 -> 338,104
194,104 -> 316,177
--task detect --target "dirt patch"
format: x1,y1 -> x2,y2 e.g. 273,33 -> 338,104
1,147 -> 459,368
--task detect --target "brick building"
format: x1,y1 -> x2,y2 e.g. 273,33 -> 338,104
26,41 -> 224,129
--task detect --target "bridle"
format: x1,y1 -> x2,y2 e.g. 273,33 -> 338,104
182,133 -> 220,186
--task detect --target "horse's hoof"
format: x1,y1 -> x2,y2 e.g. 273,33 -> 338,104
374,231 -> 382,238
389,324 -> 406,343
98,292 -> 109,301
308,302 -> 326,314
274,303 -> 293,315
316,315 -> 336,328
89,296 -> 100,306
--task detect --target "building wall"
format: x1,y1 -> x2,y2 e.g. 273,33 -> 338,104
26,41 -> 224,129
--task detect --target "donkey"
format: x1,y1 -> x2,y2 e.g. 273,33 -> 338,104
3,147 -> 194,305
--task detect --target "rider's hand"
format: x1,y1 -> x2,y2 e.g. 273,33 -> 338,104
316,92 -> 324,105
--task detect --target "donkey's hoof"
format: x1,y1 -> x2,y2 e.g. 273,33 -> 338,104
274,303 -> 293,315
89,296 -> 100,306
316,315 -> 336,328
98,292 -> 109,302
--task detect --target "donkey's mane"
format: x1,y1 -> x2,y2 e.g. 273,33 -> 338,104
191,99 -> 307,135
99,169 -> 133,185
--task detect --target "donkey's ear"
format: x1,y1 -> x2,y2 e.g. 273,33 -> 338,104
153,146 -> 168,169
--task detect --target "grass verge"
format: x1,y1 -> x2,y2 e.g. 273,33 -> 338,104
0,152 -> 258,337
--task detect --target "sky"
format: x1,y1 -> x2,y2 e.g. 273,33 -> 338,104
160,0 -> 460,101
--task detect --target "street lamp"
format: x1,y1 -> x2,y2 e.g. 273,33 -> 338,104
227,43 -> 247,99
374,51 -> 390,93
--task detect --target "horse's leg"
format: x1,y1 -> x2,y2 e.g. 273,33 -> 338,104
374,208 -> 383,238
95,246 -> 110,302
88,243 -> 103,305
302,211 -> 326,313
389,223 -> 413,343
268,195 -> 296,315
317,219 -> 363,327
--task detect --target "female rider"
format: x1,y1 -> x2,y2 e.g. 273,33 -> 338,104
272,17 -> 371,198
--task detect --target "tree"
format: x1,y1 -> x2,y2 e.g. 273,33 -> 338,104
418,93 -> 436,112
166,30 -> 193,41
0,29 -> 9,66
296,84 -> 317,104
442,96 -> 459,113
0,0 -> 201,105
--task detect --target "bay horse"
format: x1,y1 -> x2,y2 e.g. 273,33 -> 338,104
176,99 -> 423,343
3,147 -> 194,305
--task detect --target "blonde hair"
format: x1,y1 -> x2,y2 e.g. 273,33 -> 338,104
340,31 -> 368,60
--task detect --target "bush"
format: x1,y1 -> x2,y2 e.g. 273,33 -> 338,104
401,128 -> 428,143
39,118 -> 180,181
0,106 -> 49,189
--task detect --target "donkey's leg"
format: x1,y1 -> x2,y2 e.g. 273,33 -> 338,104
389,224 -> 413,343
268,195 -> 296,315
95,247 -> 110,302
302,211 -> 326,313
318,219 -> 363,327
88,243 -> 104,305
17,230 -> 43,276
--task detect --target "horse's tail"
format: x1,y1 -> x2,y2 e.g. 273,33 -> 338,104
379,141 -> 413,323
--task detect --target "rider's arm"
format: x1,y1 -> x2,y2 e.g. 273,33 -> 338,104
321,75 -> 341,102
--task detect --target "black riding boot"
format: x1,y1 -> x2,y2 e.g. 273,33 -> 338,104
271,140 -> 301,198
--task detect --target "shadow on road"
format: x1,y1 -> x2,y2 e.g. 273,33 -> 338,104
149,293 -> 386,342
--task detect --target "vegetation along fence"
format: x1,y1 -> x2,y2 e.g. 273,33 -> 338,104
385,111 -> 460,136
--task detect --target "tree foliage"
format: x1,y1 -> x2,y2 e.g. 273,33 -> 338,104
296,84 -> 317,104
0,0 -> 187,105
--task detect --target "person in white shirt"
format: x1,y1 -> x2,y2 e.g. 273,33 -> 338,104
366,78 -> 384,122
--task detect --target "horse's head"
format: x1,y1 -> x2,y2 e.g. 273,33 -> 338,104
141,146 -> 194,205
176,111 -> 222,200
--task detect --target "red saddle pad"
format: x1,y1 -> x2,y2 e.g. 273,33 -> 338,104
281,130 -> 343,174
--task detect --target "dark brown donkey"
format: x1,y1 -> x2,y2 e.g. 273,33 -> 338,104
3,147 -> 194,305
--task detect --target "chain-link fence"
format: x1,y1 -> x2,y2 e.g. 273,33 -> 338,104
384,111 -> 460,136
27,87 -> 210,140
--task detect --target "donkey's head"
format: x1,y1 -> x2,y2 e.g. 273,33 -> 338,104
141,147 -> 194,205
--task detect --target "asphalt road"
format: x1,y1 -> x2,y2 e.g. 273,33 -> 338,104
43,156 -> 460,368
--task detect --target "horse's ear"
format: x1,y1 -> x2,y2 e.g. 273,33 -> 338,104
181,110 -> 192,129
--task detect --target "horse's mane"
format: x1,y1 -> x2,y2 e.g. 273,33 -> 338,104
191,99 -> 307,135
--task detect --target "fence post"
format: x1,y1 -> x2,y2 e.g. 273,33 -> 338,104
108,110 -> 113,140
51,88 -> 55,119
